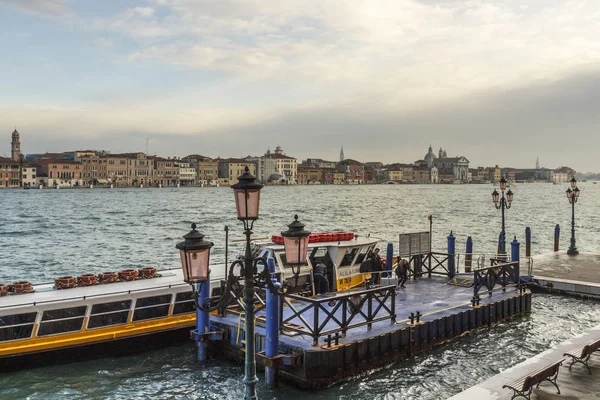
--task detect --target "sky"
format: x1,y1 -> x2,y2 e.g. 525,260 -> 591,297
1,0 -> 599,171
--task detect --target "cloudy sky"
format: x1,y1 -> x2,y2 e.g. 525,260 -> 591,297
1,0 -> 599,171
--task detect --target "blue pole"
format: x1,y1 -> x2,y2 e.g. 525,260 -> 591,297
265,277 -> 281,389
447,231 -> 456,277
465,236 -> 473,273
385,242 -> 393,278
554,224 -> 560,252
197,274 -> 211,362
525,227 -> 531,257
511,236 -> 520,281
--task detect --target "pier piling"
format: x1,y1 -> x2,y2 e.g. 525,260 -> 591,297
197,277 -> 211,362
265,276 -> 281,389
525,227 -> 531,257
554,224 -> 560,252
447,232 -> 456,277
465,237 -> 473,273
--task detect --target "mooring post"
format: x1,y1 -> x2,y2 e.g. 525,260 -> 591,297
525,227 -> 531,258
554,224 -> 560,252
465,236 -> 473,273
511,236 -> 520,285
197,274 -> 211,362
265,273 -> 281,389
497,232 -> 503,258
447,231 -> 456,277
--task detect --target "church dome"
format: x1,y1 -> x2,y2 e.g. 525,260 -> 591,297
424,145 -> 436,166
12,129 -> 19,137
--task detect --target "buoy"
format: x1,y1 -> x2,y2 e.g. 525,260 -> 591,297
77,274 -> 97,286
55,276 -> 76,290
118,269 -> 138,281
98,272 -> 119,284
138,267 -> 157,279
0,284 -> 8,296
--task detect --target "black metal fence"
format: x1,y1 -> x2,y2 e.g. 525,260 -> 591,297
405,252 -> 451,279
473,261 -> 520,300
280,285 -> 397,346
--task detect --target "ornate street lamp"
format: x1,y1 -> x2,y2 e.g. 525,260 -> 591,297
492,177 -> 513,257
566,177 -> 580,255
176,166 -> 310,400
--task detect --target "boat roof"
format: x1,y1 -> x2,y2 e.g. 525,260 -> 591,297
0,268 -> 191,310
256,236 -> 380,251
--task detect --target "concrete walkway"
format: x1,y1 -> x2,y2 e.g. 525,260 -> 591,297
449,323 -> 600,399
528,253 -> 600,298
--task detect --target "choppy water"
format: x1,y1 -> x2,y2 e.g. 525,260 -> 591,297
1,183 -> 600,399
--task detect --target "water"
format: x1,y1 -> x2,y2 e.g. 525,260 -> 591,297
1,183 -> 599,399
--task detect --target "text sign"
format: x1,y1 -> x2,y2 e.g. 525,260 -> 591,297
399,232 -> 430,256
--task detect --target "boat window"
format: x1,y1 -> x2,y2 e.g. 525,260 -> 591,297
340,248 -> 359,267
355,245 -> 374,265
173,291 -> 195,315
0,312 -> 37,342
91,300 -> 132,314
42,306 -> 87,321
132,294 -> 172,321
87,300 -> 132,329
38,318 -> 85,336
135,295 -> 172,308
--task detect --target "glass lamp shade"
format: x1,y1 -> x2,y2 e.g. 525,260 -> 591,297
282,235 -> 310,265
574,187 -> 580,198
175,223 -> 214,284
179,248 -> 210,283
492,189 -> 500,204
233,188 -> 261,220
499,177 -> 507,190
566,188 -> 573,199
571,177 -> 577,188
231,166 -> 263,221
506,189 -> 514,203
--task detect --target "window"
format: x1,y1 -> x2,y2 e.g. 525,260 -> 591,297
0,312 -> 37,342
173,291 -> 195,315
88,300 -> 132,329
38,306 -> 87,336
132,294 -> 172,321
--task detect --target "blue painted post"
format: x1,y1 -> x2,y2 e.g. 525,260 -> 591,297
265,277 -> 281,389
554,224 -> 560,252
197,275 -> 211,362
511,236 -> 520,283
525,227 -> 531,257
447,231 -> 456,278
465,236 -> 473,273
497,232 -> 503,257
385,242 -> 393,278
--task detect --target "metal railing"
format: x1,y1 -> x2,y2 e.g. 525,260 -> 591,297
280,285 -> 397,346
473,261 -> 520,299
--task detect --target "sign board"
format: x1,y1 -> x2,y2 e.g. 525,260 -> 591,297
399,232 -> 430,257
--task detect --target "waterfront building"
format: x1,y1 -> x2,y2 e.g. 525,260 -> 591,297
217,158 -> 256,183
363,167 -> 377,184
21,164 -> 37,187
150,156 -> 179,186
333,171 -> 345,184
0,157 -> 20,188
102,154 -> 128,186
424,145 -> 436,168
551,167 -> 575,183
432,156 -> 469,182
412,166 -> 431,183
11,129 -> 20,162
263,146 -> 297,184
246,154 -> 278,184
438,169 -> 456,182
121,152 -> 152,186
81,154 -> 108,185
502,168 -> 516,182
302,158 -> 337,169
337,159 -> 364,184
365,161 -> 384,169
322,168 -> 335,184
36,159 -> 83,187
488,165 -> 502,182
297,165 -> 323,184
176,161 -> 195,186
430,166 -> 439,183
183,155 -> 218,186
384,169 -> 403,183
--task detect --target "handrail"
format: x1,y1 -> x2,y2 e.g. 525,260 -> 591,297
281,285 -> 396,346
473,261 -> 520,300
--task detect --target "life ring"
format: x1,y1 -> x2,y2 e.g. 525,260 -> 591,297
0,284 -> 8,296
98,272 -> 119,284
77,274 -> 98,286
11,281 -> 33,294
118,269 -> 138,281
138,267 -> 157,279
55,276 -> 76,290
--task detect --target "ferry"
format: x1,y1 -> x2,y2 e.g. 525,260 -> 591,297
0,232 -> 380,370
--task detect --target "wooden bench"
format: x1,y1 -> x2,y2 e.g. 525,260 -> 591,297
502,359 -> 562,400
563,337 -> 600,374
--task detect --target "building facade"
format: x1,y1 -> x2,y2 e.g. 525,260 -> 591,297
0,157 -> 20,188
217,159 -> 256,183
36,160 -> 83,187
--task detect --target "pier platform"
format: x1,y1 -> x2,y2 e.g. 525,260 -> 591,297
206,276 -> 531,388
449,323 -> 600,400
530,252 -> 600,298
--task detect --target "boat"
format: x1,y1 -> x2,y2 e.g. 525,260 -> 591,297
0,232 -> 375,370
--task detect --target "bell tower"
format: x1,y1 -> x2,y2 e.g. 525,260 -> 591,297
11,129 -> 20,162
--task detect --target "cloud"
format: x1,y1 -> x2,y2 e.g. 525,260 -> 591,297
94,38 -> 114,48
1,0 -> 70,16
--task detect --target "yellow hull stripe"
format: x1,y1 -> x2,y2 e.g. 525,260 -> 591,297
0,313 -> 195,357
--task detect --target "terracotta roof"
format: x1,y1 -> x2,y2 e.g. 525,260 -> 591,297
36,159 -> 82,165
264,153 -> 296,160
0,157 -> 18,164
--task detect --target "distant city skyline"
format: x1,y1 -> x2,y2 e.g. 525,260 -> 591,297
1,1 -> 600,171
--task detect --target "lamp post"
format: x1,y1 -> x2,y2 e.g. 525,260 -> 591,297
492,177 -> 514,258
566,177 -> 580,255
176,166 -> 310,400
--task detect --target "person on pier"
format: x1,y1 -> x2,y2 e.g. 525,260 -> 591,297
313,258 -> 329,295
369,248 -> 383,286
396,258 -> 409,289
